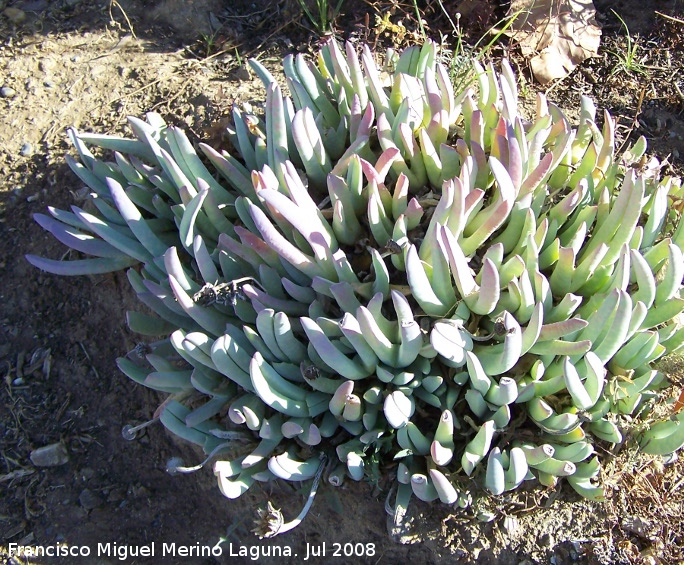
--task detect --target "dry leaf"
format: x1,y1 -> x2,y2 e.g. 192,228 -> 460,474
504,0 -> 602,84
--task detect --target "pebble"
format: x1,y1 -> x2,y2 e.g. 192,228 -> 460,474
78,489 -> 102,510
503,515 -> 520,534
539,533 -> 554,547
30,442 -> 69,467
80,467 -> 95,481
129,484 -> 151,499
20,142 -> 33,157
38,59 -> 54,72
235,65 -> 251,81
2,7 -> 26,23
106,488 -> 126,504
0,86 -> 16,98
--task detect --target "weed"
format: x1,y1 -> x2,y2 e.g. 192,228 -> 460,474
607,10 -> 648,76
433,0 -> 525,92
296,0 -> 345,34
200,31 -> 219,58
409,0 -> 428,41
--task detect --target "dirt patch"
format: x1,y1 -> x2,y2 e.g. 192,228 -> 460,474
1,1 -> 683,564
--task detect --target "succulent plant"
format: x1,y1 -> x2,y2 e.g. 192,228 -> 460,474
28,39 -> 684,534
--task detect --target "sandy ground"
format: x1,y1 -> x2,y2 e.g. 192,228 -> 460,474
1,1 -> 683,564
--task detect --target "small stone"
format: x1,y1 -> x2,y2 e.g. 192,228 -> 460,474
235,65 -> 251,81
106,488 -> 126,504
0,86 -> 16,98
2,7 -> 26,23
30,442 -> 69,467
503,515 -> 519,534
79,467 -> 95,481
129,484 -> 150,499
539,533 -> 554,547
475,510 -> 496,522
20,142 -> 33,157
78,489 -> 102,510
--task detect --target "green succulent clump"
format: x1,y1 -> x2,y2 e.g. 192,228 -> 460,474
28,40 -> 684,534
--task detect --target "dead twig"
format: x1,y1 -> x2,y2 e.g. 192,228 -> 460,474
0,469 -> 35,483
655,11 -> 684,26
78,342 -> 100,379
54,392 -> 72,423
109,0 -> 137,39
23,475 -> 46,520
616,87 -> 646,156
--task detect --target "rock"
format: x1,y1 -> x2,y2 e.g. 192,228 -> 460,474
539,533 -> 554,547
79,489 -> 102,510
0,86 -> 16,98
129,484 -> 150,499
79,467 -> 95,481
2,7 -> 26,23
30,442 -> 69,467
235,65 -> 251,81
106,488 -> 126,504
38,59 -> 54,72
20,142 -> 33,157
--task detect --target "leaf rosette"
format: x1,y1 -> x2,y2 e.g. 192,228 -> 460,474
28,39 -> 684,530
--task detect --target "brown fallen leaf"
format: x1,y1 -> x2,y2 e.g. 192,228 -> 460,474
504,0 -> 602,84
